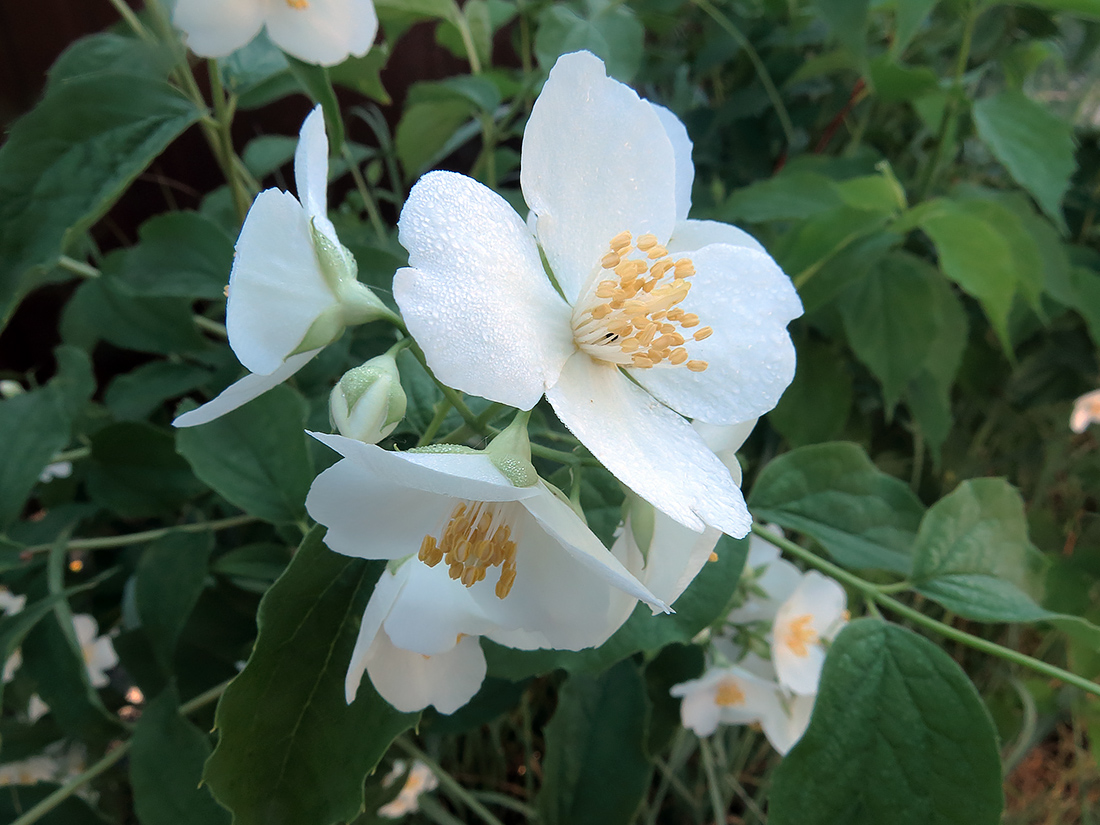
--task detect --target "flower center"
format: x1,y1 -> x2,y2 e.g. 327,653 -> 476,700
285,0 -> 310,8
571,231 -> 711,372
418,501 -> 519,599
784,614 -> 818,658
715,678 -> 746,707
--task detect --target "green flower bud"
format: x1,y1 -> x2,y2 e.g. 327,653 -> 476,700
330,354 -> 407,444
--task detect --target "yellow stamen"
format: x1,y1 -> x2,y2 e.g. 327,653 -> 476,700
708,551 -> 719,562
693,326 -> 713,341
686,360 -> 708,372
784,614 -> 818,658
715,678 -> 746,707
286,0 -> 309,7
420,502 -> 520,599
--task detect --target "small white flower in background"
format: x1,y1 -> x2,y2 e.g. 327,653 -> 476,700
2,650 -> 20,684
0,755 -> 56,786
379,760 -> 439,819
330,352 -> 407,444
394,50 -> 802,538
1071,388 -> 1100,433
73,614 -> 118,689
174,107 -> 391,428
173,0 -> 378,66
0,379 -> 24,399
306,419 -> 666,714
771,571 -> 848,696
0,586 -> 25,616
27,694 -> 50,723
38,461 -> 72,484
724,524 -> 801,626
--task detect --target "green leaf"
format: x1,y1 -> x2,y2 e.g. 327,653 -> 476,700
748,442 -> 925,573
395,92 -> 475,176
176,385 -> 314,525
776,206 -> 893,287
328,46 -> 392,104
0,64 -> 201,326
840,251 -> 942,413
972,90 -> 1075,232
868,55 -> 939,102
891,0 -> 939,56
105,361 -> 213,422
768,619 -> 1003,825
721,171 -> 843,223
108,212 -> 234,300
130,686 -> 230,825
1004,0 -> 1100,17
768,340 -> 852,446
137,532 -> 215,671
485,534 -> 748,679
814,0 -> 870,61
537,659 -> 652,825
46,32 -> 174,91
0,784 -> 107,825
535,0 -> 645,82
86,423 -> 204,519
203,527 -> 418,825
0,384 -> 70,530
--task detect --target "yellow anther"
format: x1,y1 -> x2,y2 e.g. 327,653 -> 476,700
620,338 -> 642,353
686,359 -> 708,372
715,679 -> 746,707
596,281 -> 617,299
632,354 -> 654,368
784,614 -> 818,657
601,252 -> 621,269
693,326 -> 713,341
223,284 -> 230,298
590,304 -> 613,320
636,233 -> 658,251
651,260 -> 674,278
654,334 -> 680,350
669,348 -> 688,365
666,308 -> 684,321
610,230 -> 632,250
674,259 -> 695,278
421,502 -> 520,599
285,0 -> 309,7
647,245 -> 668,260
708,551 -> 719,562
680,313 -> 699,328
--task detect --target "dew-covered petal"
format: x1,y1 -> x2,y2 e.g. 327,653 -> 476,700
649,102 -> 694,223
394,171 -> 575,410
546,354 -> 752,536
265,0 -> 378,67
293,105 -> 335,239
631,243 -> 802,425
633,510 -> 721,608
173,0 -> 266,58
346,565 -> 408,702
366,629 -> 486,714
667,219 -> 765,255
227,188 -> 337,375
521,51 -> 678,303
383,562 -> 499,655
308,432 -> 531,501
172,349 -> 319,428
694,418 -> 758,486
760,693 -> 816,755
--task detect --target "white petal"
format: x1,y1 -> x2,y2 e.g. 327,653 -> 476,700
394,171 -> 575,410
772,572 -> 846,695
760,693 -> 815,755
667,219 -> 766,255
726,555 -> 801,624
87,638 -> 118,688
521,51 -> 678,302
346,565 -> 408,702
172,349 -> 319,427
519,483 -> 667,613
307,433 -> 530,501
1071,388 -> 1100,433
72,614 -> 97,647
293,106 -> 334,238
637,510 -> 721,607
631,244 -> 802,425
694,418 -> 758,463
383,563 -> 500,655
306,457 -> 455,561
675,681 -> 722,736
366,629 -> 486,714
265,0 -> 379,66
227,189 -> 337,375
546,354 -> 751,536
649,103 -> 694,223
173,0 -> 265,58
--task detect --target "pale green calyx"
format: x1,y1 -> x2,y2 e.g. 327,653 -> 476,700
408,444 -> 479,455
330,354 -> 407,444
486,413 -> 538,488
624,491 -> 656,562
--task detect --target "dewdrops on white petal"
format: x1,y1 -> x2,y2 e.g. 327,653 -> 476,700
1071,388 -> 1100,433
771,571 -> 848,696
379,760 -> 439,818
73,614 -> 118,689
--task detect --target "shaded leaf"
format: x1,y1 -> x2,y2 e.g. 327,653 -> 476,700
137,532 -> 215,671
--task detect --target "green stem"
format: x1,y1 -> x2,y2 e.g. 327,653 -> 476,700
208,61 -> 251,222
57,256 -> 101,279
751,525 -> 1100,699
697,737 -> 728,825
341,144 -> 389,243
23,515 -> 257,556
105,0 -> 156,42
451,5 -> 483,75
9,680 -> 231,825
194,315 -> 228,338
51,446 -> 91,464
394,738 -> 505,825
689,0 -> 796,148
418,400 -> 454,447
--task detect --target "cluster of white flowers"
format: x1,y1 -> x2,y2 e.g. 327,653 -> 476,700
172,49 -> 803,716
378,760 -> 439,818
670,529 -> 848,754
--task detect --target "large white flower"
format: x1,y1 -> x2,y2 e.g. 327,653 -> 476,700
771,571 -> 848,696
73,614 -> 118,689
175,107 -> 389,428
393,51 -> 801,537
174,0 -> 378,67
305,430 -> 666,713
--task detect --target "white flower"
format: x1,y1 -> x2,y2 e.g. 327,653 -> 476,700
330,353 -> 407,443
2,650 -> 20,684
393,51 -> 801,537
174,107 -> 390,428
38,461 -> 73,483
0,587 -> 25,616
379,760 -> 439,818
305,428 -> 666,713
27,694 -> 50,722
0,755 -> 57,786
173,0 -> 378,66
724,525 -> 801,625
73,614 -> 118,689
771,571 -> 847,696
1071,388 -> 1100,433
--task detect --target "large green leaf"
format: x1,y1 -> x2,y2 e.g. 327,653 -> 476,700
0,50 -> 201,325
537,659 -> 652,825
130,686 -> 230,825
137,532 -> 216,672
176,385 -> 314,525
535,0 -> 645,82
485,534 -> 748,679
973,90 -> 1075,232
721,170 -> 844,223
748,443 -> 925,573
203,526 -> 418,825
814,0 -> 871,62
768,340 -> 852,446
768,620 -> 1003,825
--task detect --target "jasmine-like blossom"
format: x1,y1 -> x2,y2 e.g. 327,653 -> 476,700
174,107 -> 390,428
771,571 -> 848,696
379,760 -> 439,818
1071,388 -> 1100,433
73,614 -> 118,689
174,0 -> 378,67
394,51 -> 801,536
305,421 -> 666,714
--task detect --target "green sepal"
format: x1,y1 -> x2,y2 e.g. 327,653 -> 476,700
486,413 -> 538,488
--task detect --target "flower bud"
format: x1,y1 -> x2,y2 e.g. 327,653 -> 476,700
330,354 -> 407,444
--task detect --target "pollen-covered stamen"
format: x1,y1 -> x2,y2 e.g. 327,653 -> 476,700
285,0 -> 310,8
418,501 -> 520,599
783,614 -> 819,658
572,232 -> 710,372
715,678 -> 746,707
